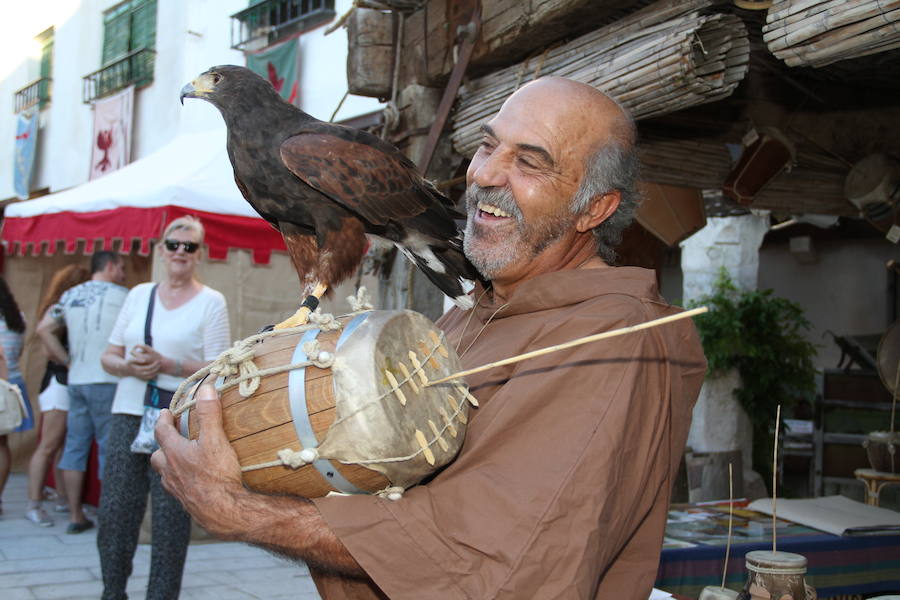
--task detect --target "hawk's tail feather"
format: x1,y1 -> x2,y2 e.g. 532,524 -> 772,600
398,235 -> 476,310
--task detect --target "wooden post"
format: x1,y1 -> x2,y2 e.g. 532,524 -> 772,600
377,84 -> 453,320
347,8 -> 395,98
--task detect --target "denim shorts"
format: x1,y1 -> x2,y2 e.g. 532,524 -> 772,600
59,383 -> 116,474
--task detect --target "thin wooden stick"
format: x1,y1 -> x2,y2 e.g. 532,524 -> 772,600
425,306 -> 708,387
892,357 -> 899,436
773,404 -> 782,553
722,461 -> 733,590
889,357 -> 900,476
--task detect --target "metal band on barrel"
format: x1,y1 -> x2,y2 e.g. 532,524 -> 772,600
179,407 -> 191,438
289,327 -> 363,494
179,376 -> 226,439
337,312 -> 368,347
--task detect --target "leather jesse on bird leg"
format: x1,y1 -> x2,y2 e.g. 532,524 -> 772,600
274,282 -> 329,329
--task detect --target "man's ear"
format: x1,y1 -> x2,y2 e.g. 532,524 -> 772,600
576,190 -> 620,233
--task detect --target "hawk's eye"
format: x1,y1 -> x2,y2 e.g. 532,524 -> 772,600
212,73 -> 222,84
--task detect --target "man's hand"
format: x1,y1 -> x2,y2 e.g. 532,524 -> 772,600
152,385 -> 366,576
151,383 -> 246,538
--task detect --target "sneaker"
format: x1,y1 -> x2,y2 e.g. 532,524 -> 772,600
25,508 -> 54,527
66,520 -> 94,534
53,502 -> 69,513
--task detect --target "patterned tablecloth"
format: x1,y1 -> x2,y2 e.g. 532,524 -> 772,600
655,504 -> 900,598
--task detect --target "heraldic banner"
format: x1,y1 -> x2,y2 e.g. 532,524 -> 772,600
14,110 -> 39,200
89,85 -> 134,180
247,38 -> 299,106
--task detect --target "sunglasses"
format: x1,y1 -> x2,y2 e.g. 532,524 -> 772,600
163,239 -> 200,254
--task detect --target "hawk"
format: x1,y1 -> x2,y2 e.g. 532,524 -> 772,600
180,65 -> 475,328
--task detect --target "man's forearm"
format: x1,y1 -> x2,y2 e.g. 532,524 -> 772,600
152,385 -> 368,581
208,482 -> 366,578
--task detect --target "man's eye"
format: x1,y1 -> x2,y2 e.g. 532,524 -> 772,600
517,157 -> 537,169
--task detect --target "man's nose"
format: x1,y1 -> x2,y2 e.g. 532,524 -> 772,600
469,151 -> 509,189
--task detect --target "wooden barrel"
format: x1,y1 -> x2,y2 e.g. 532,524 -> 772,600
175,310 -> 471,498
864,431 -> 899,474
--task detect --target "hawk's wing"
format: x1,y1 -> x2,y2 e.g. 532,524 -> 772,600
279,123 -> 444,226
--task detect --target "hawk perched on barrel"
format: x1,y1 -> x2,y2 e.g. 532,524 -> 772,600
181,65 -> 475,328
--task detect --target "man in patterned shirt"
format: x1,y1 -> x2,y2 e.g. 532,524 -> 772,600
37,250 -> 127,533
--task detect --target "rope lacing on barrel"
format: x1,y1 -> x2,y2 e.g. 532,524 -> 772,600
209,341 -> 260,396
169,307 -> 349,418
347,287 -> 374,312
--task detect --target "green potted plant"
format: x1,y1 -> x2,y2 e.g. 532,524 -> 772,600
690,268 -> 819,490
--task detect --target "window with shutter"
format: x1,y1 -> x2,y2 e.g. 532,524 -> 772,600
13,28 -> 54,112
86,0 -> 157,102
38,28 -> 53,108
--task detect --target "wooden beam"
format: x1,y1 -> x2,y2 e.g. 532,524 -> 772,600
400,0 -> 639,86
417,5 -> 481,172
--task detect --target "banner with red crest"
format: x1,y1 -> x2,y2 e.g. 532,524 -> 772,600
247,38 -> 299,106
89,85 -> 134,180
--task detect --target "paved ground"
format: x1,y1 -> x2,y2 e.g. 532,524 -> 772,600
0,472 -> 322,599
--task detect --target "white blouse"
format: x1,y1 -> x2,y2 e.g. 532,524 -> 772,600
108,282 -> 230,415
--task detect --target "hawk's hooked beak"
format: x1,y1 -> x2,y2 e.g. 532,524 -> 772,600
179,82 -> 196,105
180,73 -> 216,105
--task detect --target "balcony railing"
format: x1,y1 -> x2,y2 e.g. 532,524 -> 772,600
230,0 -> 335,49
82,47 -> 156,104
13,77 -> 52,113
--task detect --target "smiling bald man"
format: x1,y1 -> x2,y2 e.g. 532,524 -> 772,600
151,77 -> 706,599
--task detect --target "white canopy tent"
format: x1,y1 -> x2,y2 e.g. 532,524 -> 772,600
3,128 -> 285,262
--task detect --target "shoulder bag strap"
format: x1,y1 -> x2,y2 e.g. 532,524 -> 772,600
144,284 -> 159,347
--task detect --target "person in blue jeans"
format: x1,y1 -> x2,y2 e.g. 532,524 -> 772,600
0,275 -> 32,518
38,251 -> 128,533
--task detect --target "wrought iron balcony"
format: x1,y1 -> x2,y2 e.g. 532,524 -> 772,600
13,77 -> 52,113
230,0 -> 335,50
82,47 -> 156,104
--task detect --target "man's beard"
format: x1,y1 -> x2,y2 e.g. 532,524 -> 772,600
463,184 -> 576,280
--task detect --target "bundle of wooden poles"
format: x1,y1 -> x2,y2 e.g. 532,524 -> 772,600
451,0 -> 750,158
637,136 -> 853,215
763,0 -> 900,68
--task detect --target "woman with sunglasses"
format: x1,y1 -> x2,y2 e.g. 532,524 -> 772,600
99,216 -> 230,600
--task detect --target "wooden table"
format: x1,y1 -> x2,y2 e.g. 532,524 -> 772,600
854,468 -> 900,506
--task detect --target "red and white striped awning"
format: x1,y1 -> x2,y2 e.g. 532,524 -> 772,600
2,129 -> 286,264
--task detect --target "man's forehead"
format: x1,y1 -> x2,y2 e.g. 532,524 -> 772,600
497,77 -> 628,139
486,82 -> 608,160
